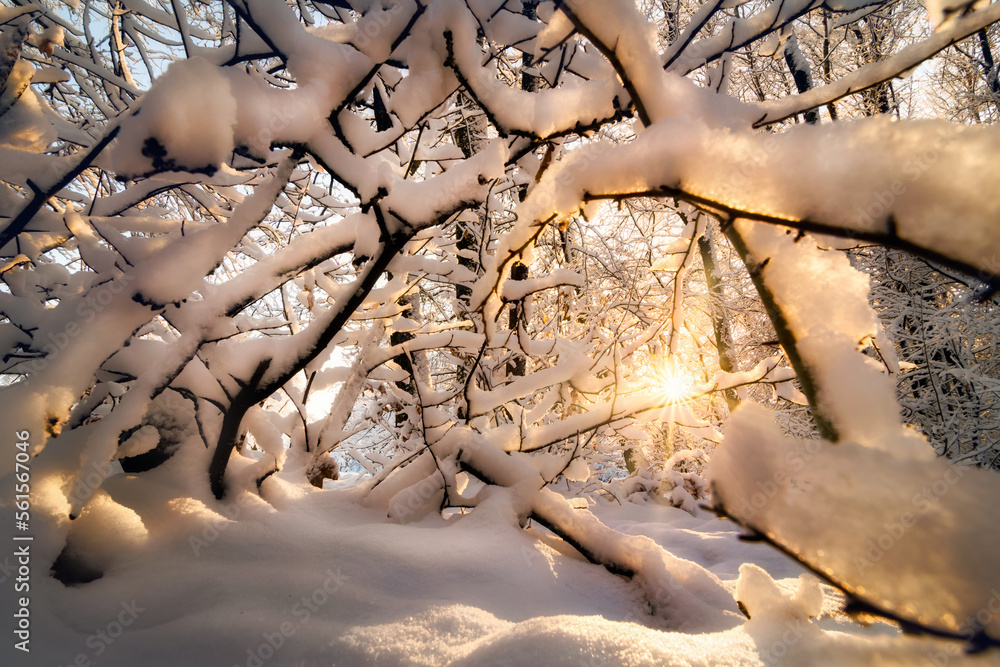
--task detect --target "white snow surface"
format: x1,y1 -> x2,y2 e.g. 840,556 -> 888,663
5,445 -> 997,667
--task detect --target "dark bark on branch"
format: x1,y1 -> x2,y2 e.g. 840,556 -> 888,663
209,215 -> 414,498
723,224 -> 840,441
783,34 -> 820,124
507,260 -> 528,377
457,453 -> 635,578
1,125 -> 121,255
706,496 -> 1000,650
580,188 -> 1000,286
210,358 -> 271,499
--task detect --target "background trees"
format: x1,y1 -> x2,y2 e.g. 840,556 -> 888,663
2,0 -> 1000,645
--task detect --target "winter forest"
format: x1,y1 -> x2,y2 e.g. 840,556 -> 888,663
1,0 -> 1000,664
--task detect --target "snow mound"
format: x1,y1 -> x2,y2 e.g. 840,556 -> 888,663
52,490 -> 149,583
9,448 -> 1000,667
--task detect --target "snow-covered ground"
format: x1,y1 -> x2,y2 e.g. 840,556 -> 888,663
6,456 -> 997,667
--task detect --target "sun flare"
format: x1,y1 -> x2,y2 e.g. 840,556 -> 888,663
654,359 -> 690,405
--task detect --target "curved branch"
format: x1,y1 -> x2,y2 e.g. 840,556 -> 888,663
753,2 -> 1000,126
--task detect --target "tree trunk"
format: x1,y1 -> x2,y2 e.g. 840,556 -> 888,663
783,34 -> 819,124
698,224 -> 740,410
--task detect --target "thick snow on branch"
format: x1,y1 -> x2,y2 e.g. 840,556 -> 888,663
753,1 -> 1000,126
499,268 -> 584,301
530,487 -> 742,632
0,158 -> 296,482
6,1 -> 1000,661
731,220 -> 932,455
666,0 -> 823,74
447,5 -> 624,138
564,0 -> 756,127
710,404 -> 1000,642
383,140 -> 509,226
454,430 -> 743,632
483,115 -> 1000,306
